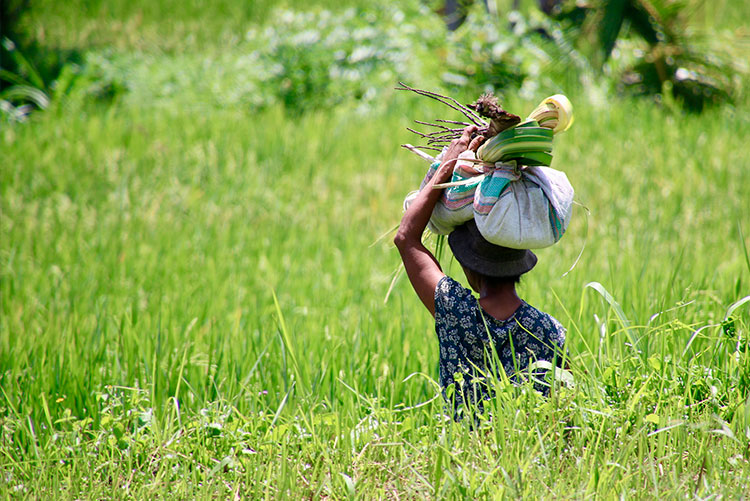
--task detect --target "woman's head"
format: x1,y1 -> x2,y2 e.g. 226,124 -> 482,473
448,220 -> 537,288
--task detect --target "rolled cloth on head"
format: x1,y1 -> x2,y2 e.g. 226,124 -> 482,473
403,156 -> 574,250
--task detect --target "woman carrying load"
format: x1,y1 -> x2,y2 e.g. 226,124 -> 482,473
394,125 -> 567,418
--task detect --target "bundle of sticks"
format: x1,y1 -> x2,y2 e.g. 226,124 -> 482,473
396,82 -> 521,154
397,82 -> 573,167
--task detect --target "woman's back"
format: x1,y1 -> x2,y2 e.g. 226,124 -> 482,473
434,276 -> 566,413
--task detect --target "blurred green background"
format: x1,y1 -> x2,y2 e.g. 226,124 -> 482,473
1,0 -> 749,497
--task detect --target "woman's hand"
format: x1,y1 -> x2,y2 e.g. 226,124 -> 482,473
434,125 -> 484,184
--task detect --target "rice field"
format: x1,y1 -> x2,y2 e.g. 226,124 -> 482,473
2,0 -> 750,498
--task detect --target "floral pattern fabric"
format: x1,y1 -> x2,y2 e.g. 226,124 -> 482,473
434,276 -> 567,414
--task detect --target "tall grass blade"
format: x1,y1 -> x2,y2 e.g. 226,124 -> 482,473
268,381 -> 295,432
271,289 -> 305,392
562,201 -> 589,277
370,224 -> 399,248
739,221 -> 750,273
585,281 -> 639,354
725,296 -> 750,320
680,324 -> 718,360
384,263 -> 404,305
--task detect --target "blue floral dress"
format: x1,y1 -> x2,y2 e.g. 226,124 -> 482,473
434,276 -> 567,415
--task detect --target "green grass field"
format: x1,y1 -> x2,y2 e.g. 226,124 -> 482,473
2,0 -> 750,498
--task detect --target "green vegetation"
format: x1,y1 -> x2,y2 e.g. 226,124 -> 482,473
1,0 -> 749,497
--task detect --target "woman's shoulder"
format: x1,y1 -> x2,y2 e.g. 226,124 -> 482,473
436,275 -> 473,300
434,276 -> 478,317
518,302 -> 567,340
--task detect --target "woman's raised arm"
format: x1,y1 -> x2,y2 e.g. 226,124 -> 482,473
394,126 -> 483,316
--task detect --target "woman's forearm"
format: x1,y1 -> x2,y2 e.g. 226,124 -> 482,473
393,166 -> 453,315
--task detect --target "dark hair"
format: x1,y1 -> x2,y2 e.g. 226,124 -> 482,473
482,273 -> 521,288
462,264 -> 521,291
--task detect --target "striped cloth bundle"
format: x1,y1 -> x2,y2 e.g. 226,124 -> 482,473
404,150 -> 574,250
